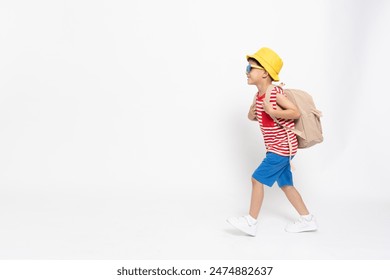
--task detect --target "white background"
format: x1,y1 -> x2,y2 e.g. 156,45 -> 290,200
0,0 -> 389,259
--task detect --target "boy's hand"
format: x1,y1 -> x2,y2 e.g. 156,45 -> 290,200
248,103 -> 257,121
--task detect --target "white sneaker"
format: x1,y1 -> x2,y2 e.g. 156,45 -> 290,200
227,216 -> 257,236
285,215 -> 318,233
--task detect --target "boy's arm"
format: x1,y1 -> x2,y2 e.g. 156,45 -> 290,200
263,94 -> 300,120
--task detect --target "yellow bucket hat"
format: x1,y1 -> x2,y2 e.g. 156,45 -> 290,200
246,47 -> 283,81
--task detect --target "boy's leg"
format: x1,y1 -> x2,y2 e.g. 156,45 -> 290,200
276,163 -> 310,216
280,186 -> 309,215
249,177 -> 264,219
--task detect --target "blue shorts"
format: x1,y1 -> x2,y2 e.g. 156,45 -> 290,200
252,152 -> 294,188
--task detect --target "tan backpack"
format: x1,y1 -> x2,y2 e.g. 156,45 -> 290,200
265,84 -> 323,149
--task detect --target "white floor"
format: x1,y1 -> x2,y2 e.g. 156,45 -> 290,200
1,182 -> 389,260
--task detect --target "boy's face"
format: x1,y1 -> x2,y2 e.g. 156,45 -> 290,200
246,58 -> 266,85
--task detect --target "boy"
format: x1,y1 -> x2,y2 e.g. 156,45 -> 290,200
227,47 -> 317,236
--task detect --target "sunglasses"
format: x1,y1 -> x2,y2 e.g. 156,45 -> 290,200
246,64 -> 264,74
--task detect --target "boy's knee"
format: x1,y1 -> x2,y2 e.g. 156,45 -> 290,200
251,177 -> 262,187
280,186 -> 294,193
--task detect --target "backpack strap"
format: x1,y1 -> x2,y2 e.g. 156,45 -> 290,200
264,84 -> 296,168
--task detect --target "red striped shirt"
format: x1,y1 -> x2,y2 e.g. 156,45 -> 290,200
255,86 -> 298,157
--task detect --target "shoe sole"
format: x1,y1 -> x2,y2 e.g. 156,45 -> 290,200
285,226 -> 318,233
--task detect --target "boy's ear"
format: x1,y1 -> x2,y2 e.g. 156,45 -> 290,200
262,71 -> 270,79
